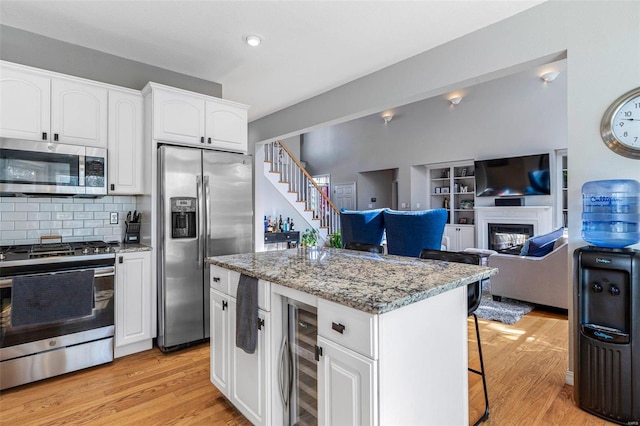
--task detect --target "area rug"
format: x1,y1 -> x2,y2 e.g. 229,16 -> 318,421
475,281 -> 535,325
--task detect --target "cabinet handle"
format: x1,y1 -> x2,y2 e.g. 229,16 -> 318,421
207,137 -> 212,144
42,132 -> 48,140
110,184 -> 115,191
222,300 -> 228,311
54,133 -> 59,142
118,256 -> 123,264
314,345 -> 323,361
213,276 -> 221,282
331,322 -> 346,334
257,318 -> 265,330
200,136 -> 204,143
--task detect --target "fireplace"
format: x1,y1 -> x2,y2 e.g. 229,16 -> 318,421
475,206 -> 553,250
489,223 -> 534,254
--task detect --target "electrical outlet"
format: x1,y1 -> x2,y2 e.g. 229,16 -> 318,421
416,203 -> 420,208
110,212 -> 118,225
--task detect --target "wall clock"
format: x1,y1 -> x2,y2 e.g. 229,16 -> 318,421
600,87 -> 640,159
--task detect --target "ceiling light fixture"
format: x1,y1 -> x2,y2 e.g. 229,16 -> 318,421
449,96 -> 462,106
244,35 -> 262,47
382,113 -> 393,124
540,71 -> 560,83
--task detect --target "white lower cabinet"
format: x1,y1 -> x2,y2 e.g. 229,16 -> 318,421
115,250 -> 153,358
444,224 -> 476,251
209,267 -> 271,426
317,335 -> 376,426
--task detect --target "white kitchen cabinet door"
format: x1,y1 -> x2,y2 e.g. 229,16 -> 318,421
115,251 -> 152,351
108,90 -> 143,194
153,88 -> 205,145
317,335 -> 377,426
205,100 -> 248,152
51,78 -> 108,148
210,289 -> 230,396
444,224 -> 476,251
229,299 -> 270,426
0,65 -> 51,141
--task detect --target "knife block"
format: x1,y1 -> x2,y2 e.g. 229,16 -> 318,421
124,222 -> 140,244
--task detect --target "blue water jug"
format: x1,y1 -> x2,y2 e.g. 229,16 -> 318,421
582,179 -> 640,248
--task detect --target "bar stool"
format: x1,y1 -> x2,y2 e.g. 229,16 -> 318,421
419,248 -> 490,426
383,208 -> 448,257
344,241 -> 384,254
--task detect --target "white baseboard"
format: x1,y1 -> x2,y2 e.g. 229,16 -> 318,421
565,369 -> 574,386
114,339 -> 153,358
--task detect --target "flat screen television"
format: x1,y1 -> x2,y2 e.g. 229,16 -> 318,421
474,153 -> 550,197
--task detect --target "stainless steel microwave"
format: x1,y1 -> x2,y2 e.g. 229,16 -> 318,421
0,138 -> 107,197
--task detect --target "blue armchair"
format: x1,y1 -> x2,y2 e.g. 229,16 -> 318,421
383,209 -> 448,257
340,208 -> 386,247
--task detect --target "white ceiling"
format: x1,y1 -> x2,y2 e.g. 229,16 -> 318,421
0,1 -> 545,121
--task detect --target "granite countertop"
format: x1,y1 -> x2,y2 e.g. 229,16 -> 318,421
207,247 -> 498,314
112,243 -> 153,253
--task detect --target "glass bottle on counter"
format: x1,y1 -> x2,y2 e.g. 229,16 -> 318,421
278,215 -> 284,232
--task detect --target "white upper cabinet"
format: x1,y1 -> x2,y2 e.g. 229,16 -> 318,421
153,87 -> 205,145
51,78 -> 108,148
108,90 -> 144,194
148,83 -> 249,152
0,62 -> 108,148
0,65 -> 51,141
205,101 -> 248,152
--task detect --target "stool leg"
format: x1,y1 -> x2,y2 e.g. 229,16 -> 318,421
470,313 -> 490,426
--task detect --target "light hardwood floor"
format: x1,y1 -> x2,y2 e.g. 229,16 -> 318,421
0,309 -> 614,425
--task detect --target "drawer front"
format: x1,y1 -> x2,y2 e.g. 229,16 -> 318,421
264,233 -> 278,244
318,299 -> 378,359
210,265 -> 230,293
229,276 -> 271,312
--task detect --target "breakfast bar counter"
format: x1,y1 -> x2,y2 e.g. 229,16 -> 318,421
205,247 -> 499,426
206,246 -> 498,314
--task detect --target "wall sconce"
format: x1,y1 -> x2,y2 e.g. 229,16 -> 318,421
449,96 -> 462,106
540,71 -> 560,83
382,113 -> 393,124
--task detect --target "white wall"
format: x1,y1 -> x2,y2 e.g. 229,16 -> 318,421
250,1 -> 640,382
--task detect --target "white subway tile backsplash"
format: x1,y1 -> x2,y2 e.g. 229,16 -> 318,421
0,203 -> 15,212
63,220 -> 84,229
28,212 -> 51,221
63,204 -> 84,212
2,212 -> 28,221
40,204 -> 64,212
14,221 -> 40,230
74,212 -> 94,220
14,203 -> 40,212
54,212 -> 74,221
1,196 -> 139,245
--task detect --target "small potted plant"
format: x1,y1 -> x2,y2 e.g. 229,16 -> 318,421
301,228 -> 319,248
329,230 -> 342,248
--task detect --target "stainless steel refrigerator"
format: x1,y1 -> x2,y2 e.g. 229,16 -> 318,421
157,145 -> 253,351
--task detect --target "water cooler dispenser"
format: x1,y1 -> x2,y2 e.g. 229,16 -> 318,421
574,179 -> 640,424
171,197 -> 196,239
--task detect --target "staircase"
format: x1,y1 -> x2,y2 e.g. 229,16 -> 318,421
263,140 -> 340,244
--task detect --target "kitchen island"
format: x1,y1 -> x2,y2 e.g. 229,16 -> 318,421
206,247 -> 498,425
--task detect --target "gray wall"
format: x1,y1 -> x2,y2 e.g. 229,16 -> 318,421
301,61 -> 567,210
0,25 -> 222,96
250,1 -> 640,379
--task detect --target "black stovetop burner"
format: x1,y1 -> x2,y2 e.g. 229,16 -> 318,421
0,240 -> 118,266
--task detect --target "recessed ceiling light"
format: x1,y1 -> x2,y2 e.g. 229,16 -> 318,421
244,35 -> 262,47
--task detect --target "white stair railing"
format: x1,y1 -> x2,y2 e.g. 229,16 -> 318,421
264,140 -> 340,236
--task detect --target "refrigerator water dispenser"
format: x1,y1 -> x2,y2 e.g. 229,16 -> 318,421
171,197 -> 196,239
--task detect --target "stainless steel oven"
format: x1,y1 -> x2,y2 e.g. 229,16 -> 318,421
0,241 -> 116,389
0,138 -> 107,197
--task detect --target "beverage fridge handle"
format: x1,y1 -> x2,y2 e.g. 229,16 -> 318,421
278,336 -> 293,408
197,175 -> 204,268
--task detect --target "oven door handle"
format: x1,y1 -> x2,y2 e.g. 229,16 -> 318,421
0,266 -> 115,288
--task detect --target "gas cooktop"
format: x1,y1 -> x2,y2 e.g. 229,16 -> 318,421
0,240 -> 118,266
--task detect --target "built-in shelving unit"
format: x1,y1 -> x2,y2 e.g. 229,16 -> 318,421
427,161 -> 476,251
